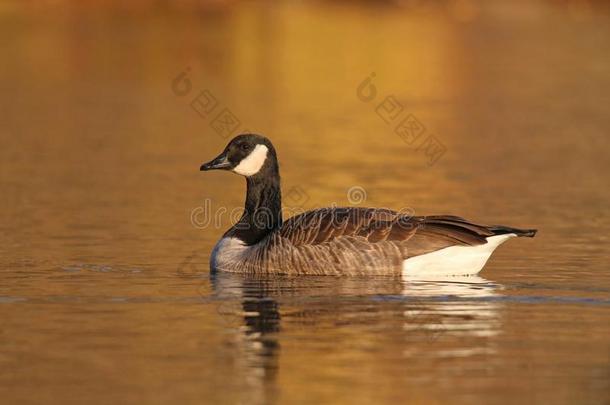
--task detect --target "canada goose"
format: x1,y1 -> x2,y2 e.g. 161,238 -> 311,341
200,134 -> 537,276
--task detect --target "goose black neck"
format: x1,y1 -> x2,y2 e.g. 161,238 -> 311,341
230,170 -> 282,245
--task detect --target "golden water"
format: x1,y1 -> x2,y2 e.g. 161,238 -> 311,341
1,1 -> 609,404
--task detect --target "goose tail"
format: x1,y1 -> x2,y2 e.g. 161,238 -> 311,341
489,225 -> 537,238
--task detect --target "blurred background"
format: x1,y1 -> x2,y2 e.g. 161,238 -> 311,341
1,1 -> 609,404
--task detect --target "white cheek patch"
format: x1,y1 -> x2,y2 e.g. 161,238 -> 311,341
233,144 -> 268,176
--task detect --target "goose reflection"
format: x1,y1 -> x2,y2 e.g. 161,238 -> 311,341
210,272 -> 281,394
209,272 -> 504,393
399,276 -> 502,349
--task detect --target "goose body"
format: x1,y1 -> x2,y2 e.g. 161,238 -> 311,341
200,134 -> 536,276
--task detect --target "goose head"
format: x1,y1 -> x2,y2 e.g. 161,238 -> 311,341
200,134 -> 278,178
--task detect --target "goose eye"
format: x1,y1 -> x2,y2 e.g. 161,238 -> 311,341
240,143 -> 251,152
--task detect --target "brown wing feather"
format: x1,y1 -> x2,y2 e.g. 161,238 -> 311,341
280,208 -> 492,248
263,208 -> 499,275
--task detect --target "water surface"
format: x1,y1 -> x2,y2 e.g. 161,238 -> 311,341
1,1 -> 609,404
